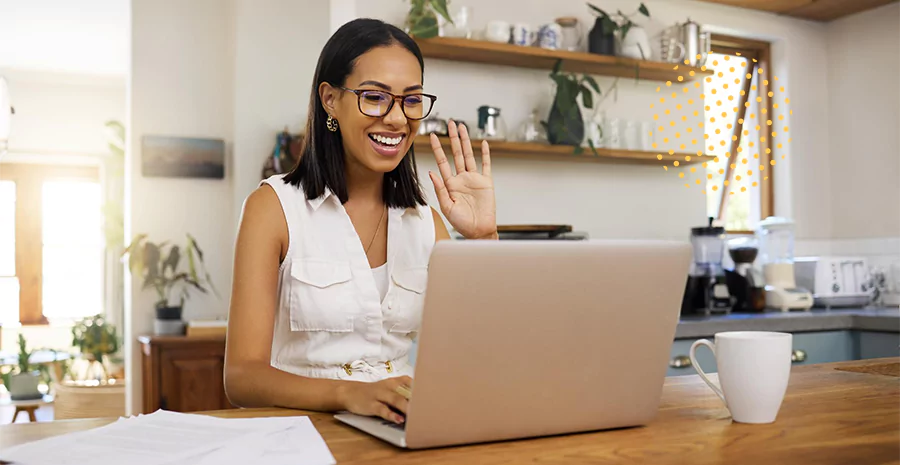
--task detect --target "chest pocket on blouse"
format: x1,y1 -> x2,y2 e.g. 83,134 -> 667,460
387,266 -> 428,334
289,259 -> 355,332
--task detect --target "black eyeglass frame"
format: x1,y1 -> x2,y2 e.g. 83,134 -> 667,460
338,86 -> 438,121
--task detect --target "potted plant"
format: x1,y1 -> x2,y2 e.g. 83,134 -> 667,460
124,233 -> 216,329
1,334 -> 42,400
404,0 -> 454,38
71,314 -> 120,381
587,3 -> 651,59
545,60 -> 601,151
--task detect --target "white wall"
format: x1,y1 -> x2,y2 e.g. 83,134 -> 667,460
353,0 -> 831,239
0,0 -> 128,76
126,0 -> 236,415
825,2 -> 900,240
231,0 -> 331,228
1,69 -> 125,158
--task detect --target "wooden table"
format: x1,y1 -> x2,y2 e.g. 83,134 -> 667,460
1,358 -> 897,464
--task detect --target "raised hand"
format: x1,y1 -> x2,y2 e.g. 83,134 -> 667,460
428,121 -> 498,240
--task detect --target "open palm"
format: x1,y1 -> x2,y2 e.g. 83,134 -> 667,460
428,121 -> 497,240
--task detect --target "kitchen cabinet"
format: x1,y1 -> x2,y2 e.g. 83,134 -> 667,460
666,330 -> 857,377
790,330 -> 856,365
139,335 -> 234,414
667,338 -> 717,377
854,331 -> 899,359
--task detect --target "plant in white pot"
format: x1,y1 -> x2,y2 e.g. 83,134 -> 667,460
124,233 -> 216,334
587,3 -> 652,60
1,334 -> 43,400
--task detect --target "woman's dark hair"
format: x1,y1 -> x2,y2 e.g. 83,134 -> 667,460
283,18 -> 427,208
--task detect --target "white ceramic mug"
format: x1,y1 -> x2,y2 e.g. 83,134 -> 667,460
690,331 -> 792,424
538,23 -> 563,49
485,20 -> 511,43
511,23 -> 535,46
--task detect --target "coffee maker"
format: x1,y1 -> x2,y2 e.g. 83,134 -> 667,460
757,217 -> 814,311
725,236 -> 766,312
681,218 -> 733,315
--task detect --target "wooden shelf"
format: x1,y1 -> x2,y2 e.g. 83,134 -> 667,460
414,37 -> 712,83
414,136 -> 713,166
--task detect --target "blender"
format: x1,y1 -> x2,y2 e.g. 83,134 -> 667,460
681,217 -> 733,316
757,217 -> 814,311
725,235 -> 766,312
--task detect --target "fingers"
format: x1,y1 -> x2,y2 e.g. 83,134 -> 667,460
481,140 -> 492,177
396,376 -> 414,387
429,133 -> 454,182
458,123 -> 477,172
447,120 -> 466,176
376,403 -> 405,424
429,171 -> 453,215
377,389 -> 410,416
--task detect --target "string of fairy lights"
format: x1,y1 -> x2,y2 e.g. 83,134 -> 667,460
649,53 -> 792,195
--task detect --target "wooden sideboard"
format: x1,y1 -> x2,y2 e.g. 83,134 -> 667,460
138,335 -> 234,414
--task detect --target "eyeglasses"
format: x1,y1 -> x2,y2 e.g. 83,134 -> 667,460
339,87 -> 437,121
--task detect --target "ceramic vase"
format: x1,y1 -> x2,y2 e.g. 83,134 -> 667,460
619,26 -> 652,60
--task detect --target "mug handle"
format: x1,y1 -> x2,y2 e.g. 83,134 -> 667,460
673,42 -> 686,61
689,339 -> 726,405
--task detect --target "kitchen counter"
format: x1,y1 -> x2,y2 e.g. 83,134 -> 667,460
2,358 -> 897,464
676,307 -> 899,339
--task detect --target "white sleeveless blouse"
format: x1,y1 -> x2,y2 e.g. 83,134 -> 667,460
260,175 -> 435,382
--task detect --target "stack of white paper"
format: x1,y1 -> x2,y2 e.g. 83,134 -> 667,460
0,410 -> 336,465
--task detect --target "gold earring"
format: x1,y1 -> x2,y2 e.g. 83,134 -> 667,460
326,115 -> 338,132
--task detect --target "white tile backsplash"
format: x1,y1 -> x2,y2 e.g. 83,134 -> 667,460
721,236 -> 900,272
796,237 -> 900,268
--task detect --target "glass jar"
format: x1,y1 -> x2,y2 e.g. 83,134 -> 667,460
555,17 -> 583,52
757,217 -> 797,265
517,110 -> 548,143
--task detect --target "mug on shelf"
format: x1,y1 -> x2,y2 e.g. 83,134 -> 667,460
485,20 -> 511,43
538,23 -> 563,50
511,23 -> 536,46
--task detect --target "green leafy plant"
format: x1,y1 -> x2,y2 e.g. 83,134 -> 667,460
13,333 -> 34,374
124,234 -> 217,309
71,314 -> 120,380
405,0 -> 454,38
0,334 -> 63,392
545,60 -> 601,154
587,2 -> 650,42
0,334 -> 36,388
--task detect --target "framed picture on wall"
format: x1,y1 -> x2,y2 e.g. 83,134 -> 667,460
141,135 -> 225,179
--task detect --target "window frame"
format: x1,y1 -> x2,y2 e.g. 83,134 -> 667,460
709,34 -> 775,234
0,163 -> 100,326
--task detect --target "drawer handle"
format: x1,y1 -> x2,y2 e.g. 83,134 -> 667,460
670,355 -> 692,368
791,349 -> 807,363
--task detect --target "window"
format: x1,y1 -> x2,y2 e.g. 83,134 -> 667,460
0,164 -> 104,325
704,36 -> 775,232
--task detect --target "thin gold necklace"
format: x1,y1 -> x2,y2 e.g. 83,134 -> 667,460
365,205 -> 387,254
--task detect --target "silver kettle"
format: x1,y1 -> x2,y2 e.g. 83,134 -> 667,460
680,18 -> 710,67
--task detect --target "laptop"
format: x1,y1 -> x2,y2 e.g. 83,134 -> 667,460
335,239 -> 692,449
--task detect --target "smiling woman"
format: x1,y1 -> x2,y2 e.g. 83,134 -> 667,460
224,18 -> 497,426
